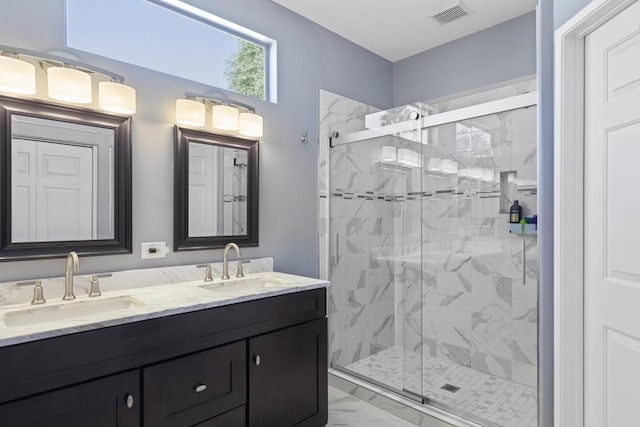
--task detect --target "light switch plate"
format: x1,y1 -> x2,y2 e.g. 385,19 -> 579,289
141,242 -> 169,259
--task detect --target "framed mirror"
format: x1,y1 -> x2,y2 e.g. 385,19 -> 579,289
174,127 -> 258,251
0,95 -> 132,260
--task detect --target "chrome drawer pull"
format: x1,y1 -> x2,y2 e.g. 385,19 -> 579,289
125,393 -> 134,409
194,384 -> 207,393
254,354 -> 261,366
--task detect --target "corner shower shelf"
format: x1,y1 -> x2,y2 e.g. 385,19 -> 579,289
509,223 -> 537,235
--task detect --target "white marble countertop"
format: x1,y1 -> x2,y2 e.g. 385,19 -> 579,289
0,272 -> 329,348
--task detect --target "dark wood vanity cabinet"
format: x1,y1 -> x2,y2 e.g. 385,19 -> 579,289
249,319 -> 328,427
0,370 -> 140,427
0,288 -> 328,427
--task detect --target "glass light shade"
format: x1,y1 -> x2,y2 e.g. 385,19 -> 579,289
410,150 -> 422,168
176,99 -> 205,127
238,112 -> 263,138
397,149 -> 411,166
459,169 -> 472,178
47,67 -> 92,103
98,81 -> 136,114
212,104 -> 239,131
482,168 -> 495,182
0,56 -> 36,94
398,149 -> 421,168
382,146 -> 397,162
428,158 -> 442,172
469,168 -> 483,180
442,159 -> 458,174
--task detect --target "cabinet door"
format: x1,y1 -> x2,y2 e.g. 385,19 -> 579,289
249,318 -> 328,427
0,370 -> 140,427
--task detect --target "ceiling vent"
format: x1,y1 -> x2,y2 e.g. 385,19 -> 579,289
429,1 -> 471,25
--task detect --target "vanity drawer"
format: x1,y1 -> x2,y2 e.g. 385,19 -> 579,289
194,406 -> 245,426
143,341 -> 246,427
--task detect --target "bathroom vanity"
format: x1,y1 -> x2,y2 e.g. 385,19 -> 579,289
0,273 -> 328,427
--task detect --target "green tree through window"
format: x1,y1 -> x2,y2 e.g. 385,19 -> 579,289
225,40 -> 265,100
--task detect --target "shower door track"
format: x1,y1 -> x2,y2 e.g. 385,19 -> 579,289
331,91 -> 538,147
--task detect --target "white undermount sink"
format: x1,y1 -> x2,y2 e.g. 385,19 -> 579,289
2,296 -> 145,328
199,277 -> 292,294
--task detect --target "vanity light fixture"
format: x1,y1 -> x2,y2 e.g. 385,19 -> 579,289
428,158 -> 442,172
398,149 -> 421,168
470,168 -> 484,180
176,92 -> 264,138
239,111 -> 263,138
212,104 -> 239,130
382,146 -> 397,162
441,159 -> 459,175
0,45 -> 136,114
98,80 -> 137,114
176,98 -> 206,127
48,66 -> 92,103
481,168 -> 495,182
0,54 -> 36,95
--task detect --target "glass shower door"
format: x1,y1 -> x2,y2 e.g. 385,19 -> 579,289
327,104 -> 425,402
418,107 -> 539,426
328,134 -> 404,385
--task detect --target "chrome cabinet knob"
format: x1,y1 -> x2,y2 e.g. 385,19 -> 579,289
254,354 -> 261,366
125,393 -> 134,409
194,383 -> 207,393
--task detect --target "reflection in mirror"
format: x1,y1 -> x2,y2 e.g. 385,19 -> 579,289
0,95 -> 132,260
188,142 -> 248,237
174,126 -> 258,251
11,115 -> 115,243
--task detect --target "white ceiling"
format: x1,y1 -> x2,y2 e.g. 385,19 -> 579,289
272,0 -> 537,62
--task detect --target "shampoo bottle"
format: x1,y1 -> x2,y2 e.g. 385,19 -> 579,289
510,200 -> 522,224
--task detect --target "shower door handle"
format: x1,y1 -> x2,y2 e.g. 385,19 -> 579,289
335,233 -> 340,260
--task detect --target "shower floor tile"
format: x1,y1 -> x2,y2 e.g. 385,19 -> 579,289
346,346 -> 537,427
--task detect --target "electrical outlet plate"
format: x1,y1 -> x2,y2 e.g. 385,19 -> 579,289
141,242 -> 169,259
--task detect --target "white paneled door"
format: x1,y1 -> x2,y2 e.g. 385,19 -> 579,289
12,140 -> 95,242
188,143 -> 219,237
584,1 -> 640,426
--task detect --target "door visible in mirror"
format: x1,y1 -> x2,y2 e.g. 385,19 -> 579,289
10,115 -> 115,243
188,142 -> 248,238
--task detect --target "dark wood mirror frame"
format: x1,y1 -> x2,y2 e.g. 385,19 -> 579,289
0,95 -> 132,261
174,126 -> 259,251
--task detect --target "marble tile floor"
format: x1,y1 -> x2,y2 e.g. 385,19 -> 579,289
329,386 -> 419,426
345,346 -> 537,427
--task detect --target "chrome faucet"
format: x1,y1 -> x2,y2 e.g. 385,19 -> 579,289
222,243 -> 240,280
63,251 -> 79,301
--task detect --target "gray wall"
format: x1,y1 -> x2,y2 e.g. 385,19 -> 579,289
555,0 -> 593,28
393,12 -> 537,106
538,1 -> 555,426
0,0 -> 393,282
538,1 -> 592,426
